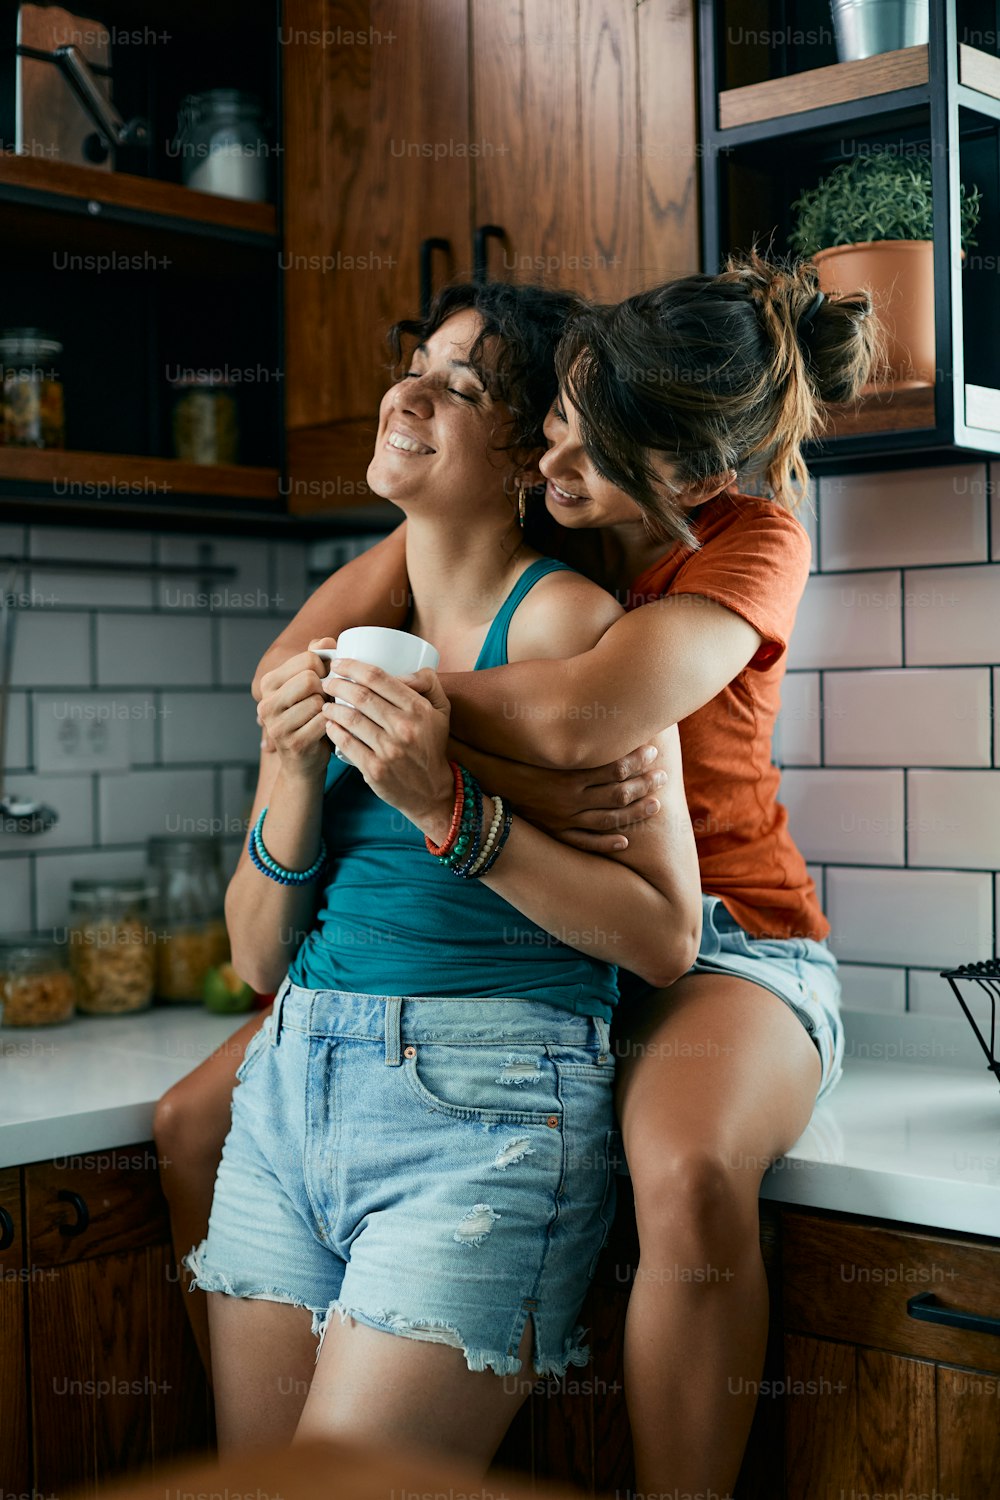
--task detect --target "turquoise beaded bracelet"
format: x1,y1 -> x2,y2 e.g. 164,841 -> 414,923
249,807 -> 327,886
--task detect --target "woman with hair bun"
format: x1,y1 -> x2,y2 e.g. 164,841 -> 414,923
249,250 -> 880,1493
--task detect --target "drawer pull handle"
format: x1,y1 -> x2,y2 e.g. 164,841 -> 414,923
57,1190 -> 90,1238
907,1291 -> 1000,1338
419,237 -> 450,316
0,1205 -> 14,1251
473,223 -> 505,284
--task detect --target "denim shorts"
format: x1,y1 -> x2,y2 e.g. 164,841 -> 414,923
184,980 -> 618,1378
618,894 -> 844,1100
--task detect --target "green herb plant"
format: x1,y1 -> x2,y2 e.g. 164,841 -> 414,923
789,155 -> 982,257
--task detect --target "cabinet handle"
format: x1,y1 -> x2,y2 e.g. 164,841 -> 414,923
419,237 -> 451,317
907,1291 -> 1000,1338
57,1189 -> 90,1238
0,1205 -> 14,1251
473,224 -> 505,284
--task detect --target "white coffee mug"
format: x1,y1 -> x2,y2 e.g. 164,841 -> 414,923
314,627 -> 440,763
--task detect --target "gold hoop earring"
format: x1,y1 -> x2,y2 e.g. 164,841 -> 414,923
517,483 -> 527,524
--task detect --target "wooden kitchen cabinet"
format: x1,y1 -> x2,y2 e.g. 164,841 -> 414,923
782,1209 -> 1000,1500
0,1166 -> 30,1493
5,1144 -> 212,1497
281,0 -> 700,512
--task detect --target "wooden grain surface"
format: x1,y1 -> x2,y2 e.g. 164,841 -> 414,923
0,447 -> 280,500
783,1210 -> 1000,1374
719,45 -> 929,130
0,154 -> 276,235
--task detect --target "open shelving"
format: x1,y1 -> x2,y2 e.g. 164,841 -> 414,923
698,0 -> 1000,470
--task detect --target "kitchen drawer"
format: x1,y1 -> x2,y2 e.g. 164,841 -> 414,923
783,1210 -> 1000,1373
0,1166 -> 23,1271
25,1143 -> 169,1266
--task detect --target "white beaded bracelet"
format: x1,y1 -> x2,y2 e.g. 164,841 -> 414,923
467,793 -> 504,877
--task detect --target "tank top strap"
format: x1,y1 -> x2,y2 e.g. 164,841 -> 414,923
475,557 -> 576,671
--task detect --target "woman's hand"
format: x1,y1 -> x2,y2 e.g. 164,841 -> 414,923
456,744 -> 667,852
255,640 -> 333,782
322,660 -> 455,840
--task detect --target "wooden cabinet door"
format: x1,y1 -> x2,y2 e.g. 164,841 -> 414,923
471,0 -> 698,300
24,1146 -> 211,1495
282,0 -> 472,511
0,1167 -> 29,1493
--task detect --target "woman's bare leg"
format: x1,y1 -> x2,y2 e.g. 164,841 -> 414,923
614,973 -> 822,1498
295,1316 -> 536,1471
208,1292 -> 319,1453
153,1008 -> 271,1379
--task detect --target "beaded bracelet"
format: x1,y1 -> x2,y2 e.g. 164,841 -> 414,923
450,778 -> 487,877
466,793 -> 504,877
477,806 -> 514,877
437,768 -> 481,870
424,761 -> 465,858
248,807 -> 327,886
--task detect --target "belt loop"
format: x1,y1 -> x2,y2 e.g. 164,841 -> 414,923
593,1015 -> 611,1060
271,976 -> 292,1045
384,997 -> 402,1066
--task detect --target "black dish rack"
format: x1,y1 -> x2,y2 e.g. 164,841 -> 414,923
940,960 -> 1000,1091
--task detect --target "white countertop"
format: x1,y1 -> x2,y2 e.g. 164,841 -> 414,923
1,1007 -> 998,1239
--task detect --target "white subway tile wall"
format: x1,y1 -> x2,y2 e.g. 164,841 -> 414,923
0,525 -> 316,936
774,466 -> 1000,1033
823,668 -> 991,767
819,466 -> 988,571
785,570 -> 902,670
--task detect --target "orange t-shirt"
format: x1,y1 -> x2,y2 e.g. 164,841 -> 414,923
626,489 -> 827,942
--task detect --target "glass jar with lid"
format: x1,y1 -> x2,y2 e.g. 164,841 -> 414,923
172,89 -> 269,202
147,837 -> 229,1003
0,937 -> 76,1027
0,328 -> 65,448
170,374 -> 238,465
68,879 -> 155,1015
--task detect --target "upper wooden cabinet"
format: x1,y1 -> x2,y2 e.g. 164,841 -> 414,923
281,0 -> 699,512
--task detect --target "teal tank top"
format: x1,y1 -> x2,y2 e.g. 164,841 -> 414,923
288,558 -> 618,1018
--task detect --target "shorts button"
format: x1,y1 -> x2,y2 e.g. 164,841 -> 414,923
403,1045 -> 416,1058
546,1115 -> 559,1129
597,1053 -> 608,1064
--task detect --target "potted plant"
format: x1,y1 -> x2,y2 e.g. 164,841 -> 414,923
789,154 -> 981,388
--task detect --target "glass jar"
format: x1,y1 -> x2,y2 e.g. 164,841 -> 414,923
68,879 -> 155,1015
0,937 -> 76,1027
171,376 -> 239,465
0,329 -> 65,449
147,837 -> 229,1004
172,89 -> 269,202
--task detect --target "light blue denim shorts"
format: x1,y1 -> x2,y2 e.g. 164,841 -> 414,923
184,980 -> 619,1378
618,895 -> 844,1100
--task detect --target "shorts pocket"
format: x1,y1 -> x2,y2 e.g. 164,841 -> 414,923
401,1042 -> 564,1126
234,1016 -> 272,1084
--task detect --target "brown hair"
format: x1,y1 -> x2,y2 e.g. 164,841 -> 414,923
556,247 -> 883,548
388,280 -> 584,455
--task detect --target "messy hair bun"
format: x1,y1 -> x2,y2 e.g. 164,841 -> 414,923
556,246 -> 884,545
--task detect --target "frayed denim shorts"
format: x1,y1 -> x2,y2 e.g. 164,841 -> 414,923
184,979 -> 618,1379
618,895 -> 844,1101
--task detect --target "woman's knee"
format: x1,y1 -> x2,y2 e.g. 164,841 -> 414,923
628,1143 -> 760,1270
153,1078 -> 225,1179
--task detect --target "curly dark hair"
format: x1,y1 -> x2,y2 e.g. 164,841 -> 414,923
387,281 -> 585,455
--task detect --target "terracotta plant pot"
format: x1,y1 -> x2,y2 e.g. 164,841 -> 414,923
812,238 -> 935,390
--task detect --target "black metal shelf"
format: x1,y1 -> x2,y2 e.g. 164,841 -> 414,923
698,0 -> 1000,470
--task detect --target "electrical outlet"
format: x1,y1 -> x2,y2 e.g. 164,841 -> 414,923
34,694 -> 131,773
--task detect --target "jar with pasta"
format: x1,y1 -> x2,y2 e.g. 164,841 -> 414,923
68,879 -> 155,1015
0,329 -> 65,448
0,938 -> 76,1026
147,836 -> 229,1003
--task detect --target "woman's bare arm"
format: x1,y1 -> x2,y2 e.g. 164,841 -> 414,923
253,523 -> 409,698
441,592 -> 762,769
